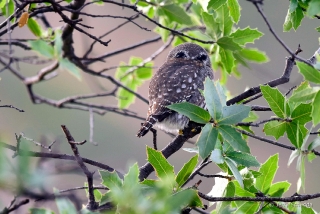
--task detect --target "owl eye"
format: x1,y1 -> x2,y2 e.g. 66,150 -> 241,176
197,54 -> 207,61
175,51 -> 186,58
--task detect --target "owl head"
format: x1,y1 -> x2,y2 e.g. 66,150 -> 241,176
167,43 -> 211,67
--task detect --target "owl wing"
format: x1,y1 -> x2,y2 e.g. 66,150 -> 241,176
137,61 -> 203,137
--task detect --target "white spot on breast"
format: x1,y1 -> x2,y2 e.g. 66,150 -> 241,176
176,88 -> 181,93
168,88 -> 172,91
188,77 -> 193,83
158,95 -> 162,98
193,83 -> 198,89
181,84 -> 186,88
178,114 -> 183,119
194,73 -> 197,78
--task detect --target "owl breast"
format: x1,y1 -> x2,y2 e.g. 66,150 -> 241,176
148,59 -> 213,134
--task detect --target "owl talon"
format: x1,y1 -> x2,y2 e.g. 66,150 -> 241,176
179,130 -> 184,135
191,128 -> 197,132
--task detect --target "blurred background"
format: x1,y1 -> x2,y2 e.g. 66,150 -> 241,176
0,0 -> 320,212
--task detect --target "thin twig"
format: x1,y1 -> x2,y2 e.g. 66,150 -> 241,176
61,125 -> 98,210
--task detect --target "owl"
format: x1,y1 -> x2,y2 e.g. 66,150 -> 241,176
136,43 -> 214,137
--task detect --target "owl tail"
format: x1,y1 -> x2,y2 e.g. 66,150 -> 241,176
136,116 -> 158,138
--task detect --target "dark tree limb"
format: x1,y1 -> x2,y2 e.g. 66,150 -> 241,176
1,198 -> 29,214
198,191 -> 320,202
0,141 -> 119,173
236,128 -> 320,156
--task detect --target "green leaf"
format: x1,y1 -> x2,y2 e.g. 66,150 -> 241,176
202,11 -> 219,37
233,51 -> 249,68
55,196 -> 77,214
197,123 -> 218,159
207,0 -> 226,10
291,103 -> 312,125
189,192 -> 204,208
230,27 -> 263,45
176,154 -> 198,187
225,157 -> 243,188
168,189 -> 197,209
99,170 -> 122,189
160,4 -> 193,25
27,18 -> 42,37
255,154 -> 278,194
29,208 -> 54,214
29,40 -> 54,58
135,62 -> 153,80
140,179 -> 157,186
292,6 -> 303,30
204,78 -> 225,120
301,205 -> 317,214
129,56 -> 143,65
286,122 -> 307,147
217,36 -> 242,51
238,48 -> 269,63
227,0 -> 240,23
167,102 -> 211,124
218,125 -> 250,153
117,85 -> 136,109
308,137 -> 320,151
289,87 -> 319,104
307,0 -> 320,17
283,9 -> 293,32
0,0 -> 6,10
307,152 -> 316,162
296,61 -> 320,84
242,111 -> 259,123
283,6 -> 304,31
236,202 -> 259,213
263,120 -> 286,140
219,48 -> 234,73
210,149 -> 224,164
123,163 -> 139,188
59,58 -> 82,81
268,181 -> 291,197
226,151 -> 260,167
218,182 -> 235,211
289,0 -> 298,12
233,180 -> 255,197
146,146 -> 175,180
250,170 -> 262,178
312,91 -> 320,125
260,85 -> 286,118
1,0 -> 14,21
215,3 -> 233,36
219,104 -> 250,125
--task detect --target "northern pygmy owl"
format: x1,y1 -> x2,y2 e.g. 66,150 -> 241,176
136,43 -> 214,137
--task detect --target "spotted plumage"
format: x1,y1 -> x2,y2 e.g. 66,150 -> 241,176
136,43 -> 214,137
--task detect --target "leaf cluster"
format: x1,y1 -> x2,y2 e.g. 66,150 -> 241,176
168,78 -> 259,188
